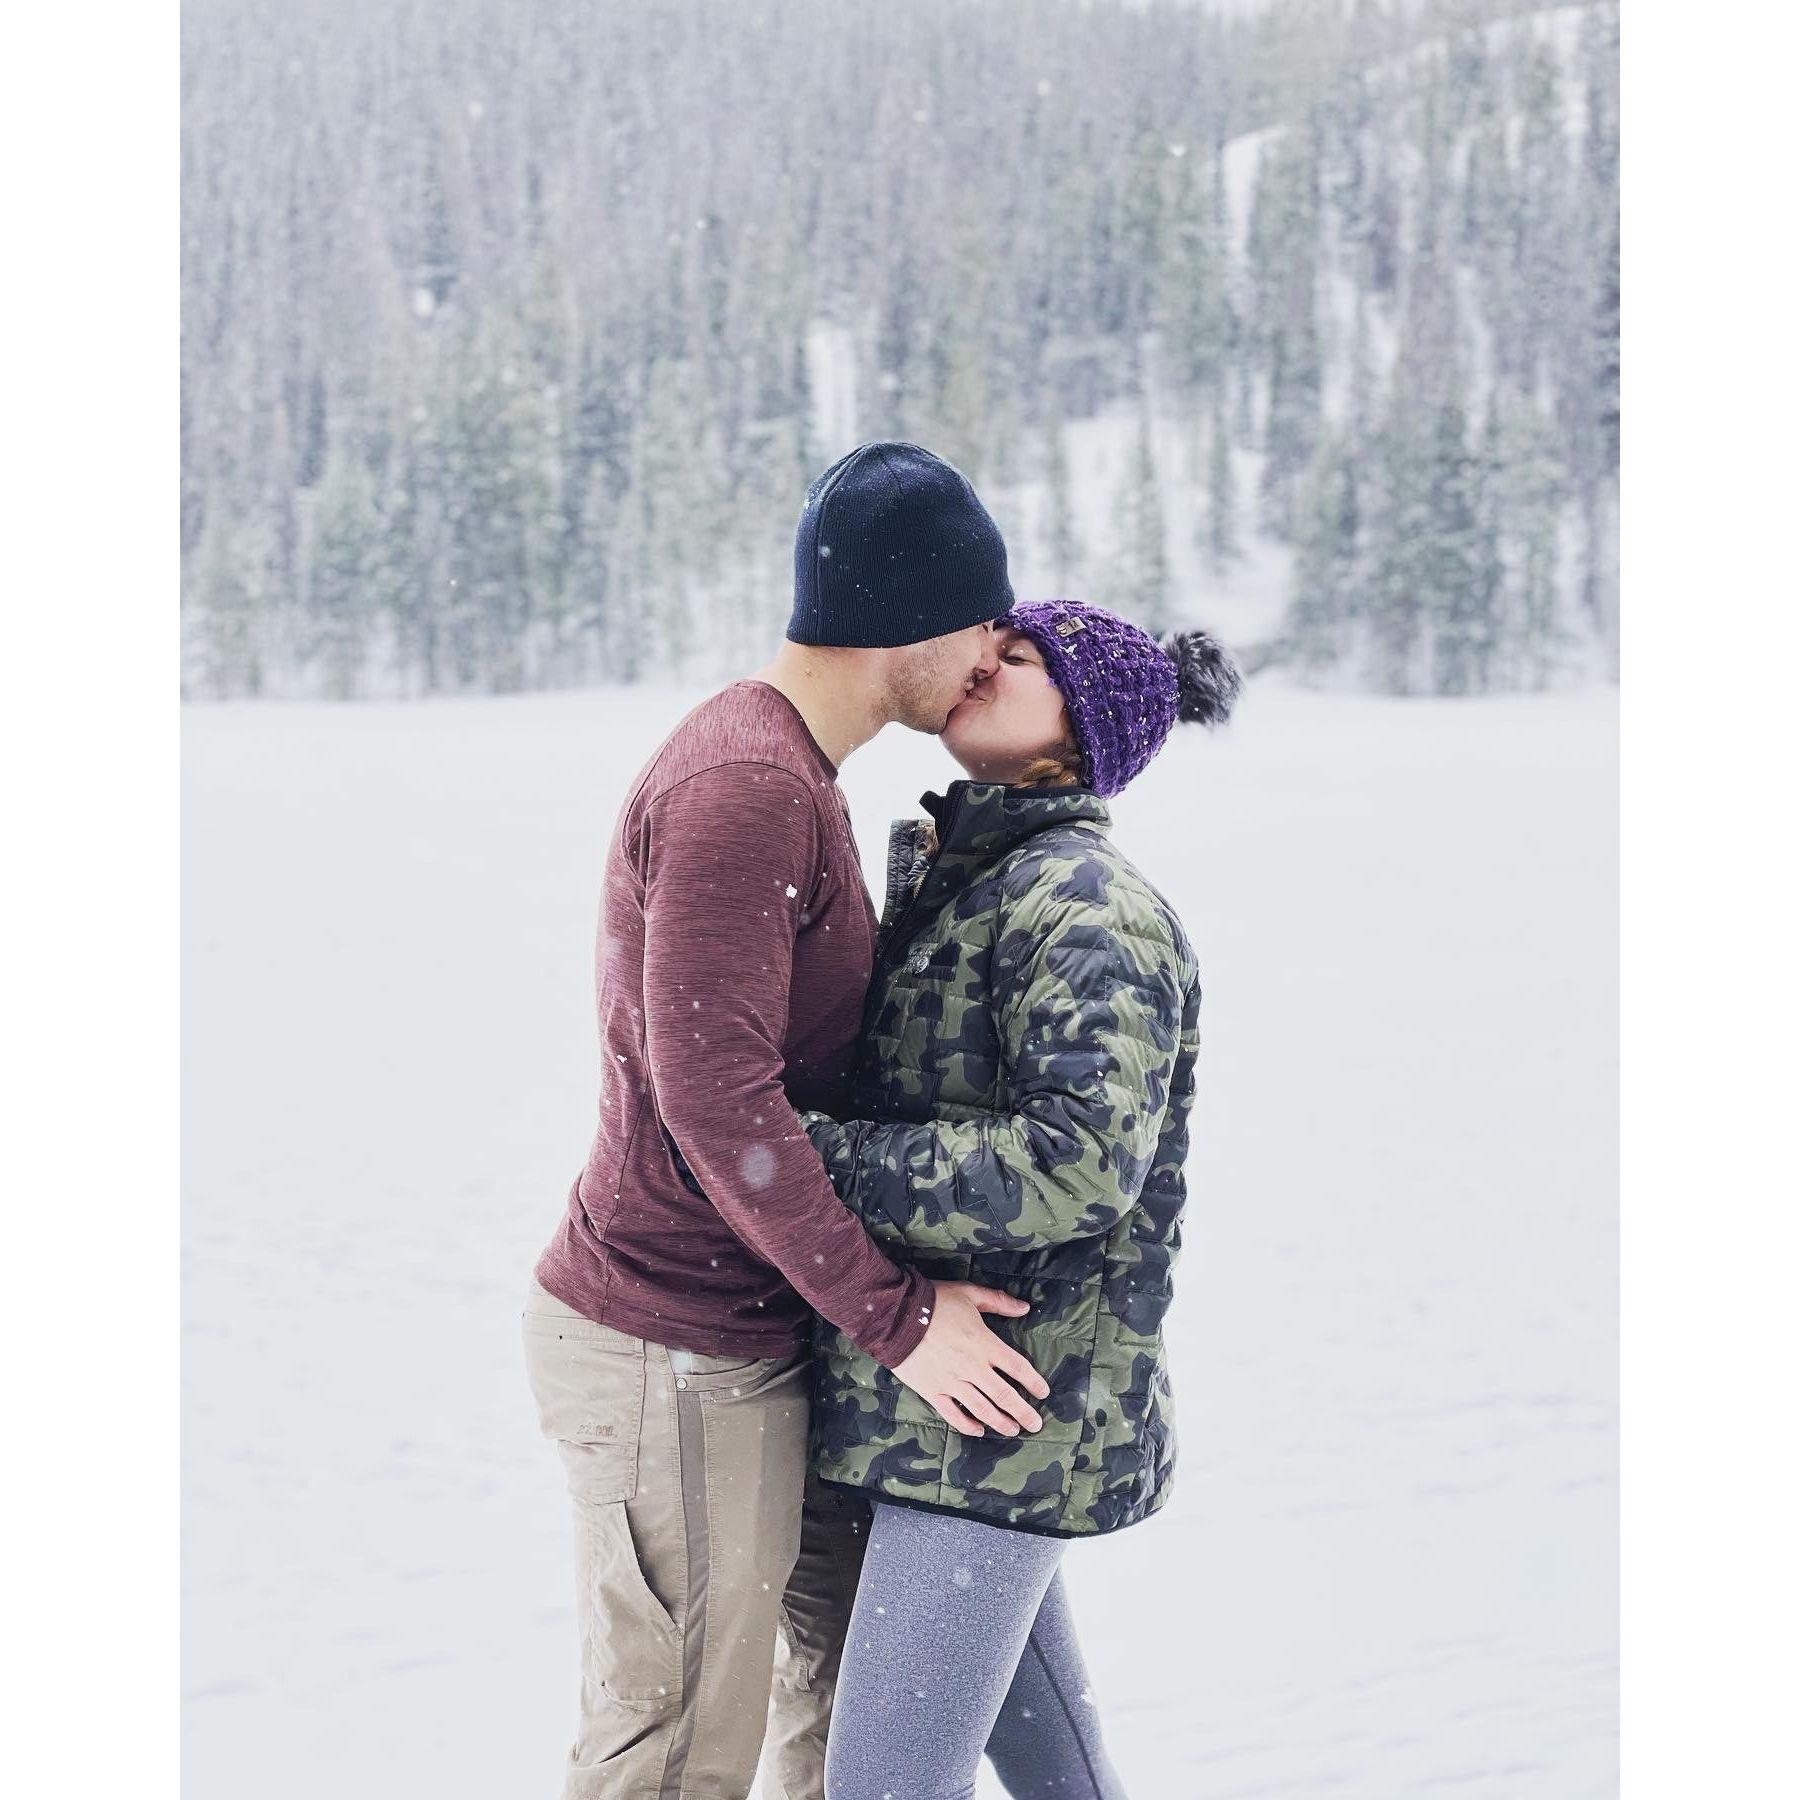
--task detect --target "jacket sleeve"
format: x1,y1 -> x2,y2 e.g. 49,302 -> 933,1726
804,883 -> 1189,1256
640,762 -> 935,1368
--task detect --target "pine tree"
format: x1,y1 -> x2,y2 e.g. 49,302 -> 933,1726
604,474 -> 653,685
931,218 -> 996,482
1118,127 -> 1171,341
190,518 -> 270,699
442,325 -> 552,691
1464,106 -> 1524,383
1469,404 -> 1506,692
307,445 -> 381,699
1494,392 -> 1566,690
1154,149 -> 1229,396
1282,434 -> 1359,683
1261,319 -> 1323,538
1041,410 -> 1084,595
180,369 -> 207,559
1247,123 -> 1324,536
383,375 -> 451,697
1577,2 -> 1621,671
1110,408 -> 1171,633
1363,376 -> 1432,696
561,457 -> 614,687
625,358 -> 701,676
1364,145 -> 1401,296
1405,71 -> 1463,414
1514,38 -> 1571,398
1206,383 -> 1240,570
739,410 -> 810,650
292,371 -> 328,491
1345,288 -> 1376,452
1422,397 -> 1483,696
1595,213 -> 1620,485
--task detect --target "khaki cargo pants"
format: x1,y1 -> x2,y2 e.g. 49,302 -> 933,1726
523,1280 -> 869,1799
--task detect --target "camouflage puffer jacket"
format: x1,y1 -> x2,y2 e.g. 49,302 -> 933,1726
805,781 -> 1201,1538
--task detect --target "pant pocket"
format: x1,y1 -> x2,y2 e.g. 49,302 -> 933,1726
669,1345 -> 767,1378
574,1495 -> 682,1707
523,1315 -> 647,1503
672,1345 -> 809,1398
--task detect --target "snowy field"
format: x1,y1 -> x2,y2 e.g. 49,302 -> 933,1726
182,683 -> 1617,1797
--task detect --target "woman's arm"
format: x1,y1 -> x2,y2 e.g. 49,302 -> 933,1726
806,890 -> 1188,1256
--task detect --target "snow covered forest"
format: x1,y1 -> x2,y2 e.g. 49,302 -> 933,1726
180,0 -> 1619,699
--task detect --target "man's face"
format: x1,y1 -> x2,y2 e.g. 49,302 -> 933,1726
886,621 -> 1002,733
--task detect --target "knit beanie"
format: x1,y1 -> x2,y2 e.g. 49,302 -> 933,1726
1003,599 -> 1242,797
789,442 -> 1015,648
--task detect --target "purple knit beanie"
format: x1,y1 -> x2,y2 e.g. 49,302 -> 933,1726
1003,599 -> 1241,796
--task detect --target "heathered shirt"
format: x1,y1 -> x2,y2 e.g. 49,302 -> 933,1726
535,680 -> 936,1368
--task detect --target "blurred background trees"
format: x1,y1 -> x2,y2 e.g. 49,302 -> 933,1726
180,0 -> 1619,698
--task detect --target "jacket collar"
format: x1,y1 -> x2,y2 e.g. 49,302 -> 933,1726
879,781 -> 1110,947
921,780 -> 1110,863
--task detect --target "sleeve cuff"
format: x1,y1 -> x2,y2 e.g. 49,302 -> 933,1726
856,1268 -> 936,1369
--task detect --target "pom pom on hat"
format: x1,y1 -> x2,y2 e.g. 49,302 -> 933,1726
1158,628 -> 1242,727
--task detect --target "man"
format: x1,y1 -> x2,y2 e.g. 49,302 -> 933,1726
524,442 -> 1051,1799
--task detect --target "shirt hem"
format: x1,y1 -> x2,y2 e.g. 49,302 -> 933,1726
533,1256 -> 810,1360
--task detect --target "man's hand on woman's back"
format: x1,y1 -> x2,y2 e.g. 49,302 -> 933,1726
892,1281 -> 1049,1437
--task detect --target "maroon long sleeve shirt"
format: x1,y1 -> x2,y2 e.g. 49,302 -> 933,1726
535,680 -> 935,1367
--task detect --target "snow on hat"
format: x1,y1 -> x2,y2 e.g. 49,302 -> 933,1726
1003,599 -> 1241,796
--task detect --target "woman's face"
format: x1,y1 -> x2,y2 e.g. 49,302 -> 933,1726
940,626 -> 1075,783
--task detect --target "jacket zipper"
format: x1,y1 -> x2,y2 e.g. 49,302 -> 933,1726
876,785 -> 972,974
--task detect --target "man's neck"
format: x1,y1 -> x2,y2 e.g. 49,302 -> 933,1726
749,644 -> 889,771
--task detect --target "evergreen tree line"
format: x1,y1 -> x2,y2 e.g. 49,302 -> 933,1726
1269,0 -> 1619,691
181,0 -> 1617,699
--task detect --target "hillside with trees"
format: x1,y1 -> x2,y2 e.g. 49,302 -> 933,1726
181,0 -> 1619,698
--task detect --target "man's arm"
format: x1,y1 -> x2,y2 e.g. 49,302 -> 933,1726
804,896 -> 1187,1257
638,761 -> 936,1367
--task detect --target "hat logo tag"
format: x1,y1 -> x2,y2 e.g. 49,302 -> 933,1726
1056,617 -> 1087,637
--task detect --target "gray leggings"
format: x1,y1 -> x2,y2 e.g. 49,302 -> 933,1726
824,1502 -> 1128,1800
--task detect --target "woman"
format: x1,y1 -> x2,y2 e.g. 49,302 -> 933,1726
803,599 -> 1240,1800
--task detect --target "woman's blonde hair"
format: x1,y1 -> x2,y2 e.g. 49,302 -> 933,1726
1015,738 -> 1085,789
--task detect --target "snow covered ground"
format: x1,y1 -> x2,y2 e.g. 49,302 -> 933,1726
182,682 -> 1617,1797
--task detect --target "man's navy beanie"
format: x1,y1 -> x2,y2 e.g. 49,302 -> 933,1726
788,441 -> 1015,648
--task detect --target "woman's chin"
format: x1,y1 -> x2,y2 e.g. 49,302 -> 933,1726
939,716 -> 983,763
940,737 -> 1010,785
